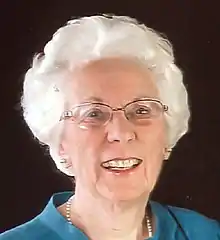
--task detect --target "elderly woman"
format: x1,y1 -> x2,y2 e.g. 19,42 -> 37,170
1,14 -> 219,240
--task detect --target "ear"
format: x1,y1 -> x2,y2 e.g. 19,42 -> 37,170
163,148 -> 172,161
58,143 -> 68,159
57,143 -> 75,177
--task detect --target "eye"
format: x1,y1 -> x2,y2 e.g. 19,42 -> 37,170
126,103 -> 153,121
84,108 -> 105,119
83,108 -> 105,121
134,105 -> 152,118
80,107 -> 110,125
135,106 -> 151,115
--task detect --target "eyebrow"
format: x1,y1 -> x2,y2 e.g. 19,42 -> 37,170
82,96 -> 104,103
82,95 -> 156,104
133,95 -> 155,101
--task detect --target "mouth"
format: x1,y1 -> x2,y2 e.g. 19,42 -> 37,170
100,157 -> 143,171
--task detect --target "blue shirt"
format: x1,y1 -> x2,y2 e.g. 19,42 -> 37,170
0,192 -> 219,239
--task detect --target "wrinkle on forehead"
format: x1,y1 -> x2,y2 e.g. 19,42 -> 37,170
66,57 -> 159,106
79,57 -> 154,77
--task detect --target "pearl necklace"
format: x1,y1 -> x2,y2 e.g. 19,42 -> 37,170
66,196 -> 153,238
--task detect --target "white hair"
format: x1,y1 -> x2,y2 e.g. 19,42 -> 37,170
21,14 -> 190,175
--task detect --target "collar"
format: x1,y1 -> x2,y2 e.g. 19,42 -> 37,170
38,191 -> 88,239
38,191 -> 177,240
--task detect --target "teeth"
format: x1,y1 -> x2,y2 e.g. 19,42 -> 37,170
102,159 -> 140,168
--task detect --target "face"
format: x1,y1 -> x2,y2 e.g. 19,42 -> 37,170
59,58 -> 167,202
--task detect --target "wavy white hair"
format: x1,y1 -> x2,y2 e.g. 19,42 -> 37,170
21,14 -> 190,175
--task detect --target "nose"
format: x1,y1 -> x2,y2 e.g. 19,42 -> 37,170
106,112 -> 136,143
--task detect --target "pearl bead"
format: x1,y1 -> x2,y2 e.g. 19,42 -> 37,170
66,196 -> 153,238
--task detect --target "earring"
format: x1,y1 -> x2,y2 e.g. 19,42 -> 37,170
164,148 -> 172,160
60,159 -> 67,164
60,158 -> 72,169
58,156 -> 74,177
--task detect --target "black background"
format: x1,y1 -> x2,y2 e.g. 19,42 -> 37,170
1,0 -> 220,233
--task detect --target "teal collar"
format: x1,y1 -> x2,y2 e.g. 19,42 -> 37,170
38,191 -> 177,240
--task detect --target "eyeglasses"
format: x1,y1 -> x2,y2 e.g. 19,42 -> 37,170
60,98 -> 168,128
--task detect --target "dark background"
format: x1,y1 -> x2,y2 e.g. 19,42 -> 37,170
1,0 -> 220,233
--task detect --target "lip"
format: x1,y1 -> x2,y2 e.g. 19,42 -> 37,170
101,161 -> 143,175
101,157 -> 143,165
100,157 -> 143,175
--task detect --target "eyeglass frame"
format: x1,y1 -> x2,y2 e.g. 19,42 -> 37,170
60,98 -> 168,126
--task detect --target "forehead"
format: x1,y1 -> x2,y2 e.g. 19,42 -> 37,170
67,57 -> 159,105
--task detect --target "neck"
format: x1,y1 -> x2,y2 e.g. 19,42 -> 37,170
69,188 -> 151,240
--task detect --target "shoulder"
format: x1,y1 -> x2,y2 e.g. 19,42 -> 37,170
0,217 -> 59,240
169,204 -> 219,227
153,201 -> 220,239
0,192 -> 75,240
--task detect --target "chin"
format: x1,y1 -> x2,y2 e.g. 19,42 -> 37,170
98,187 -> 149,203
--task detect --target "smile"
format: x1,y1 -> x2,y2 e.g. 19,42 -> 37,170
101,158 -> 142,170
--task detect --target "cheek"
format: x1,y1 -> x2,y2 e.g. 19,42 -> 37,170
140,120 -> 167,149
139,122 -> 166,186
62,125 -> 96,152
61,126 -> 104,176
